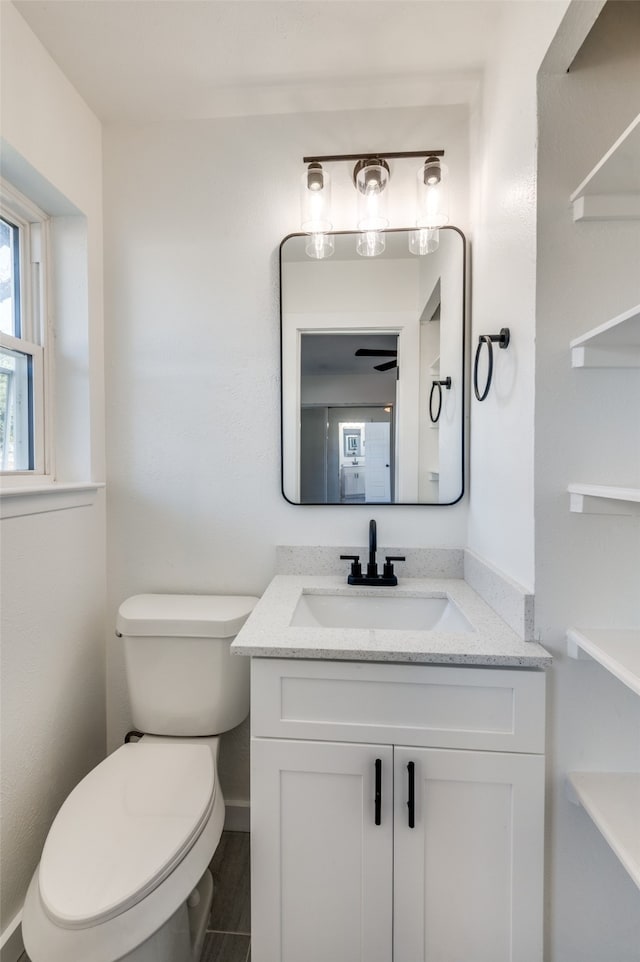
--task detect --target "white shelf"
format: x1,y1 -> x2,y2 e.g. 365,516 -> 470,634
568,483 -> 640,515
566,628 -> 640,696
570,304 -> 640,368
428,354 -> 440,374
570,113 -> 640,221
566,772 -> 640,889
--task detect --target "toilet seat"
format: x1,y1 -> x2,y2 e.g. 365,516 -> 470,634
38,743 -> 215,929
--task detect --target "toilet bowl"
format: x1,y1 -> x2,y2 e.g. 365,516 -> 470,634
22,593 -> 258,962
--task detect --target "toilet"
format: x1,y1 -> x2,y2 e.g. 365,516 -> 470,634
22,593 -> 258,962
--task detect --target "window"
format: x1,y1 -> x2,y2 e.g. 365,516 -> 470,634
0,181 -> 49,476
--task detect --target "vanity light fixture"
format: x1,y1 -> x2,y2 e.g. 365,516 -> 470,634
354,158 -> 389,257
409,155 -> 450,255
300,162 -> 334,259
300,150 -> 445,258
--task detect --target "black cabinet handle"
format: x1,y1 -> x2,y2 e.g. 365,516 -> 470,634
375,758 -> 382,826
407,761 -> 415,829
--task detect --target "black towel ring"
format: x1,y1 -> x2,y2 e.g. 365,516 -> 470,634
429,377 -> 452,423
473,328 -> 510,402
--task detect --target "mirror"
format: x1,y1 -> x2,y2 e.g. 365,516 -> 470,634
280,227 -> 465,505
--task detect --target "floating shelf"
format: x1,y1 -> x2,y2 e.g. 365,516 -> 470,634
570,304 -> 640,368
566,628 -> 640,696
568,483 -> 640,516
570,113 -> 640,222
428,355 -> 440,374
566,772 -> 640,889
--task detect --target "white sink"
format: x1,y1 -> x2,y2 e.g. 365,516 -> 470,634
290,592 -> 474,632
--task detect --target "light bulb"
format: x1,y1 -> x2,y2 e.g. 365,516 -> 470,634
355,161 -> 389,231
300,163 -> 332,233
416,157 -> 449,229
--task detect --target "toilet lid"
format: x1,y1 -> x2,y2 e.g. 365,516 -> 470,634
38,743 -> 216,929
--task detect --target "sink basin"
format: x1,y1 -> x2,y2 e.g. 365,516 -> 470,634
290,593 -> 474,632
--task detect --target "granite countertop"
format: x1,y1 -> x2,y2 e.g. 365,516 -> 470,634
231,575 -> 552,668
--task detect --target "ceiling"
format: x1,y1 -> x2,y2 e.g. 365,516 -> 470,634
301,333 -> 399,377
13,0 -> 507,123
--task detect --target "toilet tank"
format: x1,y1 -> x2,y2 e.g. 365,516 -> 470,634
116,594 -> 259,736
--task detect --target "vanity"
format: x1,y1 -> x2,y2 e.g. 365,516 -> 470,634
245,221 -> 551,958
232,574 -> 551,962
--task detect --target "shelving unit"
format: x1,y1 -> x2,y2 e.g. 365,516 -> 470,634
566,628 -> 640,696
566,111 -> 640,898
568,483 -> 640,515
570,304 -> 640,368
566,773 -> 640,889
570,112 -> 640,222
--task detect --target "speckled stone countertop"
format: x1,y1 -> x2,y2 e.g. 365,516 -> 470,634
231,575 -> 552,668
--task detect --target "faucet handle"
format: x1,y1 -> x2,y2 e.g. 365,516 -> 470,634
383,556 -> 406,579
340,554 -> 362,578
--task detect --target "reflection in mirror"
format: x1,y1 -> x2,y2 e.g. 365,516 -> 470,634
281,228 -> 465,505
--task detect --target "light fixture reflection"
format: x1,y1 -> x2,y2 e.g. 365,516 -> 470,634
305,232 -> 335,260
356,230 -> 385,258
408,227 -> 440,256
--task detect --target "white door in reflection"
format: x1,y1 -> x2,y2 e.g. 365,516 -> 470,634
364,421 -> 391,502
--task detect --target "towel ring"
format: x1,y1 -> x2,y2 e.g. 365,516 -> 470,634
473,328 -> 510,402
429,377 -> 452,423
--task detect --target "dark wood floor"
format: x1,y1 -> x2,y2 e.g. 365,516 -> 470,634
19,830 -> 251,962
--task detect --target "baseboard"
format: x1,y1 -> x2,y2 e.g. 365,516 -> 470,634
0,911 -> 24,962
224,800 -> 250,832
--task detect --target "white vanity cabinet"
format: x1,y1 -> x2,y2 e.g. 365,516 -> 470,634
340,464 -> 366,500
251,737 -> 394,962
250,657 -> 546,962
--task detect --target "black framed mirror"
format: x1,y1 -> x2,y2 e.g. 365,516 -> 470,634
280,227 -> 465,504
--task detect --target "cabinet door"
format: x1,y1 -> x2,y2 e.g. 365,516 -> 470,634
251,737 -> 393,962
393,746 -> 545,962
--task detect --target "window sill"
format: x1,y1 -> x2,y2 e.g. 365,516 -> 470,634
0,481 -> 105,519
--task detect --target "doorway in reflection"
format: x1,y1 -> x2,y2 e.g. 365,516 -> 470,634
300,405 -> 394,504
299,332 -> 397,504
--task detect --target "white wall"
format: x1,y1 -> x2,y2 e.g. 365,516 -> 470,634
467,1 -> 570,589
103,104 -> 470,800
536,4 -> 640,959
6,8 -> 627,960
0,2 -> 105,943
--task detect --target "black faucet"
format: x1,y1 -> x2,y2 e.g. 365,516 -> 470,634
367,519 -> 378,579
340,519 -> 405,587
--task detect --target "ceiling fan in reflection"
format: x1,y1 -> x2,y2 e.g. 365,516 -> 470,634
354,348 -> 398,372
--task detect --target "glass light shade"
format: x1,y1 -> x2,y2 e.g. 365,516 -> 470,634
305,232 -> 335,260
416,158 -> 449,228
408,227 -> 440,256
300,163 -> 332,233
356,230 -> 385,258
355,162 -> 389,231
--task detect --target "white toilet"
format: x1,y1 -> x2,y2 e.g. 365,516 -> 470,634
22,593 -> 258,962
